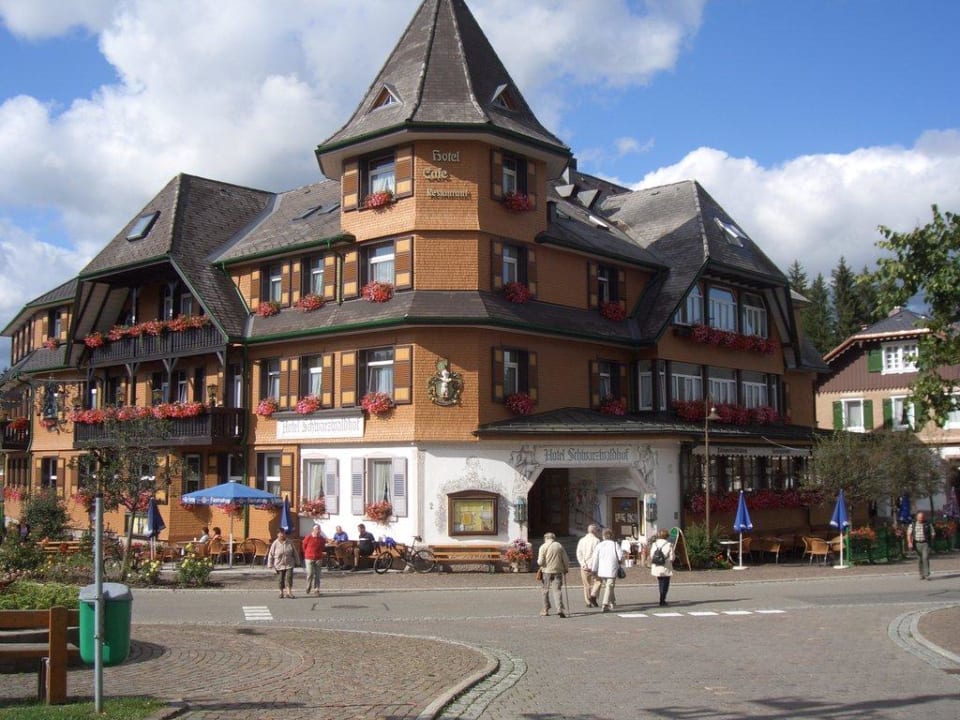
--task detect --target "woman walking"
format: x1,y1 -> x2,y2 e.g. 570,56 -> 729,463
647,529 -> 675,606
590,527 -> 623,612
267,529 -> 301,599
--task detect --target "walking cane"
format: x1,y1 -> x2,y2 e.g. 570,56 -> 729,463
564,571 -> 571,616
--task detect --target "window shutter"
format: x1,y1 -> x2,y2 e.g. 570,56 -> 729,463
281,453 -> 294,495
340,351 -> 357,407
863,399 -> 874,430
259,266 -> 271,304
391,457 -> 407,517
193,367 -> 204,403
258,361 -> 268,401
525,160 -> 537,209
279,359 -> 291,409
281,260 -> 291,305
617,270 -> 626,307
492,348 -> 505,401
342,249 -> 359,298
618,363 -> 629,406
490,150 -> 503,200
883,398 -> 893,428
250,268 -> 260,306
394,237 -> 413,290
867,348 -> 882,373
588,262 -> 599,309
324,459 -> 339,515
526,247 -> 538,297
151,372 -> 163,404
256,453 -> 266,492
298,357 -> 308,398
322,255 -> 337,301
393,345 -> 412,404
491,240 -> 504,291
833,401 -> 843,429
589,360 -> 601,408
321,353 -> 334,408
351,458 -> 364,514
343,159 -> 359,211
527,351 -> 539,402
217,453 -> 227,483
395,145 -> 414,198
293,259 -> 303,299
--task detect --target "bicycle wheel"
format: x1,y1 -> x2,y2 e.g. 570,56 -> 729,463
410,549 -> 436,573
373,552 -> 394,574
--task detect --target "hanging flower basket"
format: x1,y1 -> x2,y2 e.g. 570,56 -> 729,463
362,281 -> 394,303
42,338 -> 60,350
84,332 -> 105,348
299,497 -> 327,517
503,281 -> 531,304
600,397 -> 627,416
505,392 -> 535,416
257,302 -> 280,318
295,395 -> 321,415
256,397 -> 279,417
8,417 -> 29,431
295,293 -> 325,312
364,500 -> 393,523
361,392 -> 394,415
364,190 -> 395,210
600,302 -> 627,322
502,191 -> 534,212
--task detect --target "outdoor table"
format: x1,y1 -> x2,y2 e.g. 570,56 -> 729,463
719,540 -> 738,563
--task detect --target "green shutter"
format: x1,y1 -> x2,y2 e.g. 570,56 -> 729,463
882,398 -> 893,429
863,399 -> 874,430
832,401 -> 843,429
867,348 -> 882,373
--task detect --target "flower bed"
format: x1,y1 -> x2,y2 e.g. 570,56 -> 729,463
362,281 -> 394,303
361,392 -> 393,415
502,191 -> 534,212
364,500 -> 393,523
505,392 -> 535,416
503,281 -> 531,304
600,302 -> 626,322
294,293 -> 325,312
256,397 -> 279,417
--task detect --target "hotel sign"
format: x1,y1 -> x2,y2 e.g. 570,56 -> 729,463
424,148 -> 471,199
276,414 -> 364,440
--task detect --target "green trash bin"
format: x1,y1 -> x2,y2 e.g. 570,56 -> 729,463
79,582 -> 132,666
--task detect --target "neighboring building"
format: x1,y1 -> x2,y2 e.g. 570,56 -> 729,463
1,0 -> 827,546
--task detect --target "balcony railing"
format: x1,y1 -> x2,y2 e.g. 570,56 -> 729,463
88,324 -> 225,365
0,420 -> 29,451
73,407 -> 245,448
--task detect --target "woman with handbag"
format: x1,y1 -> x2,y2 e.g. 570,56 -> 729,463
590,527 -> 623,612
647,529 -> 675,606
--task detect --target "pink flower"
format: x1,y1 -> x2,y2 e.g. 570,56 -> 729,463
361,282 -> 394,303
296,395 -> 321,415
364,190 -> 394,210
505,392 -> 535,415
84,332 -> 105,348
502,192 -> 534,212
256,398 -> 279,417
503,282 -> 531,304
600,302 -> 626,322
257,302 -> 280,318
600,397 -> 627,416
360,392 -> 393,415
295,293 -> 325,312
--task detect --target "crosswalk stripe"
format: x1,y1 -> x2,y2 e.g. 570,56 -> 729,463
652,612 -> 683,617
243,606 -> 273,621
614,609 -> 786,619
722,610 -> 753,615
688,611 -> 718,616
756,609 -> 786,614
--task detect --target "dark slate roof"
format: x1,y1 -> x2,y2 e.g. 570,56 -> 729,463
796,334 -> 830,373
214,180 -> 348,264
475,406 -> 823,443
79,174 -> 273,339
1,278 -> 77,336
247,290 -> 641,346
318,0 -> 568,155
823,307 -> 929,363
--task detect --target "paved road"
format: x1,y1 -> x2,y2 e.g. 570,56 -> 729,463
2,557 -> 958,719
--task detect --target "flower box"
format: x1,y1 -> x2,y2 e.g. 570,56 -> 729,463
295,395 -> 321,415
600,302 -> 626,322
364,190 -> 394,210
295,293 -> 325,312
300,497 -> 327,517
7,417 -> 29,431
502,538 -> 533,564
503,281 -> 531,304
361,392 -> 393,415
84,332 -> 105,348
502,191 -> 534,212
364,500 -> 393,523
257,302 -> 280,318
256,397 -> 279,417
679,324 -> 777,356
42,338 -> 59,350
362,281 -> 394,303
600,397 -> 627,416
505,392 -> 535,416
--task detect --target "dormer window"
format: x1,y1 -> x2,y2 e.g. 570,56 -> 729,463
371,86 -> 400,111
715,217 -> 747,247
126,211 -> 159,241
491,83 -> 516,111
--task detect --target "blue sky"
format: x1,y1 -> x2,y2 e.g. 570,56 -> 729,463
1,0 -> 959,362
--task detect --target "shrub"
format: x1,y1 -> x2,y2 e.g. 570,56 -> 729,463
177,552 -> 214,587
24,490 -> 69,541
0,534 -> 45,573
682,522 -> 725,569
0,580 -> 80,610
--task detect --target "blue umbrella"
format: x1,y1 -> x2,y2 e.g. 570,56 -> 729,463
830,489 -> 850,568
280,496 -> 294,534
732,491 -> 752,569
181,481 -> 282,566
897,494 -> 912,524
145,497 -> 166,561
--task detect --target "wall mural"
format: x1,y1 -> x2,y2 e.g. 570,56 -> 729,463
435,456 -> 510,534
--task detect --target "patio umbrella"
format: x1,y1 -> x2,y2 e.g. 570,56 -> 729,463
732,491 -> 753,570
180,481 -> 282,566
830,489 -> 851,569
279,496 -> 294,534
145,498 -> 166,561
897,494 -> 912,524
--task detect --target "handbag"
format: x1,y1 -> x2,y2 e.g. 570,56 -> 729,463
616,564 -> 626,579
535,567 -> 544,582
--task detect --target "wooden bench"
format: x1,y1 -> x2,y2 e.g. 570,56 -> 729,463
429,545 -> 504,573
39,540 -> 85,557
0,607 -> 80,704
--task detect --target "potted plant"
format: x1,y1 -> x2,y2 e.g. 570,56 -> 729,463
505,392 -> 535,416
256,397 -> 279,417
600,397 -> 627,416
360,392 -> 393,415
8,417 -> 29,431
502,538 -> 533,572
362,281 -> 394,303
503,281 -> 531,304
42,337 -> 60,350
295,293 -> 325,312
83,332 -> 105,348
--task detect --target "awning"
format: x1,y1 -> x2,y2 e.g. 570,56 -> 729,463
692,445 -> 811,457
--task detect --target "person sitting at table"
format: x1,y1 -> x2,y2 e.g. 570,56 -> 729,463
333,525 -> 348,542
210,527 -> 223,543
351,523 -> 377,571
197,526 -> 210,543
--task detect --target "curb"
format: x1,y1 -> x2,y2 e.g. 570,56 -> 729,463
144,700 -> 188,719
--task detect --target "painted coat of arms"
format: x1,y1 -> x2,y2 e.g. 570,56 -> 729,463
427,359 -> 463,406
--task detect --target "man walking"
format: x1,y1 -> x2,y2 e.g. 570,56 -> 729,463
302,525 -> 326,596
908,511 -> 936,580
537,532 -> 570,617
576,524 -> 600,608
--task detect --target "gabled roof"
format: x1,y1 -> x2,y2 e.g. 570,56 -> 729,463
1,278 -> 77,336
823,307 -> 929,363
317,0 -> 568,166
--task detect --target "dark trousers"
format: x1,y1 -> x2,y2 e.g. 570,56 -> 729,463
657,576 -> 671,604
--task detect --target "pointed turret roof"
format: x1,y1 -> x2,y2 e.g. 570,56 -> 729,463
316,0 -> 568,175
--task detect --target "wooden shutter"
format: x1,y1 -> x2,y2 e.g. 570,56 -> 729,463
342,249 -> 359,298
867,348 -> 882,373
259,266 -> 271,304
293,259 -> 304,298
525,160 -> 537,209
340,351 -> 357,407
322,254 -> 338,301
589,360 -> 601,408
526,247 -> 538,297
492,348 -> 505,401
193,367 -> 204,403
395,145 -> 414,198
588,262 -> 599,309
526,350 -> 539,402
279,359 -> 291,408
392,457 -> 407,517
342,159 -> 359,211
298,357 -> 308,398
258,361 -> 267,401
282,260 -> 292,305
617,269 -> 626,309
280,452 -> 294,495
618,363 -> 629,406
832,401 -> 843,429
490,150 -> 503,200
883,398 -> 893,428
394,237 -> 413,289
320,353 -> 334,408
491,240 -> 504,290
250,268 -> 260,307
863,399 -> 874,430
351,458 -> 364,514
324,459 -> 339,515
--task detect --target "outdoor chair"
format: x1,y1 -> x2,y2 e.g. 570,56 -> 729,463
207,538 -> 228,564
805,536 -> 831,565
247,538 -> 270,566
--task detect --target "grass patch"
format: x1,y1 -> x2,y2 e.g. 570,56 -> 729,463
0,696 -> 163,719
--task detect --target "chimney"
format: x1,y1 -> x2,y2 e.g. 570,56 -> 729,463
888,305 -> 902,317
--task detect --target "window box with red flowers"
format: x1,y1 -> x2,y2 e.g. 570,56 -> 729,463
8,417 -> 29,431
502,191 -> 534,212
600,397 -> 627,416
299,497 -> 327,517
361,392 -> 393,415
600,301 -> 626,322
362,281 -> 394,303
503,281 -> 531,304
42,337 -> 60,350
505,392 -> 535,416
84,332 -> 105,348
364,190 -> 394,210
295,293 -> 325,312
296,395 -> 321,415
256,397 -> 279,417
152,401 -> 205,419
257,301 -> 280,318
680,323 -> 776,356
364,500 -> 393,524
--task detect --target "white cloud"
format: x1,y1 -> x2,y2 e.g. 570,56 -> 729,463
0,0 -> 117,38
635,132 -> 960,280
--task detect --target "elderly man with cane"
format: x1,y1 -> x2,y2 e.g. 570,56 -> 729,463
536,532 -> 570,617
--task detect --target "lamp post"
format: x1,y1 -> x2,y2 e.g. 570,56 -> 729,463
703,399 -> 720,534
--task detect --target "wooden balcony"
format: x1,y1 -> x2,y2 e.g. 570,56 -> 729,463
0,420 -> 29,451
88,324 -> 225,366
73,407 -> 245,448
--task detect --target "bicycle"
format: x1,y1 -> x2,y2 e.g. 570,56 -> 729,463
373,536 -> 436,574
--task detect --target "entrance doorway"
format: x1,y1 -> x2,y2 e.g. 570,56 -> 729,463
528,468 -> 569,537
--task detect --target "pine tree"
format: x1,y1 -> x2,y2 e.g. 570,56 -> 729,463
787,260 -> 808,295
832,256 -> 865,340
803,274 -> 836,354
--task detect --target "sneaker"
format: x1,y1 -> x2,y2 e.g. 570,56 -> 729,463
558,610 -> 567,618
540,609 -> 550,616
279,593 -> 284,599
315,590 -> 321,597
602,605 -> 610,613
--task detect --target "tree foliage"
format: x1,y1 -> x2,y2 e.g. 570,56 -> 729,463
23,490 -> 69,540
870,205 -> 960,424
803,273 -> 837,354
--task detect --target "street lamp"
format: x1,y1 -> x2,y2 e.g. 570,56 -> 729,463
703,398 -> 720,534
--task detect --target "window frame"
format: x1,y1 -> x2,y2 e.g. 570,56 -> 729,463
741,293 -> 767,338
882,341 -> 918,374
890,395 -> 915,430
361,347 -> 395,396
708,287 -> 737,331
448,490 -> 499,537
366,153 -> 396,196
182,454 -> 201,495
262,359 -> 280,400
261,453 -> 281,496
671,362 -> 703,404
364,242 -> 396,285
675,285 -> 703,325
842,398 -> 866,432
302,355 -> 324,397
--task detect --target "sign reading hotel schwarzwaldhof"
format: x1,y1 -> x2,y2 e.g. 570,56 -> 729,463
276,414 -> 364,440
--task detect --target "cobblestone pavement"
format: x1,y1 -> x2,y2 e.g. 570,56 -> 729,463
0,554 -> 957,719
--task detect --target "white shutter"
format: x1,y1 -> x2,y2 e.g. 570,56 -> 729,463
392,457 -> 407,517
351,458 -> 364,515
324,459 -> 339,515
